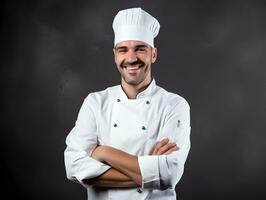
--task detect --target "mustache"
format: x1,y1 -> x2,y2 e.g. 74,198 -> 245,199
120,59 -> 145,68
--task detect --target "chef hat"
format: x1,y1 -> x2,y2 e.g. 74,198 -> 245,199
112,7 -> 160,48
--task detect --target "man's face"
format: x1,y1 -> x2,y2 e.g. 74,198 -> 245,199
113,40 -> 157,86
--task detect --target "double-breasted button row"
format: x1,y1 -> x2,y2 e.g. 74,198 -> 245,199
113,123 -> 146,131
116,98 -> 150,105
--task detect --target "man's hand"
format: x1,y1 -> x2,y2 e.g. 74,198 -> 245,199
150,138 -> 179,155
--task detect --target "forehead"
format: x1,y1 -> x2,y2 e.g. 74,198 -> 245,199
115,40 -> 150,48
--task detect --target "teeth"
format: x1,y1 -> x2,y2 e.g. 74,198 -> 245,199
125,66 -> 140,69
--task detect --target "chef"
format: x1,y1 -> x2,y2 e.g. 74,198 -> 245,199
64,7 -> 191,200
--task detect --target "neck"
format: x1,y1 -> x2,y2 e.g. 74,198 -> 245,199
121,75 -> 152,99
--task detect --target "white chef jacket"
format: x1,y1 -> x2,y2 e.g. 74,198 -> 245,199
64,78 -> 191,200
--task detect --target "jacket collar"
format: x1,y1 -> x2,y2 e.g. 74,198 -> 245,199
118,78 -> 156,100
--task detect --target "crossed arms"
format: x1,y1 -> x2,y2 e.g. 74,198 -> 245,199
84,138 -> 178,188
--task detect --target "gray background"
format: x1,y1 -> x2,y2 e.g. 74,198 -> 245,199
1,0 -> 266,199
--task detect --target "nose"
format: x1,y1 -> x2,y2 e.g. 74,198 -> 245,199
126,50 -> 138,63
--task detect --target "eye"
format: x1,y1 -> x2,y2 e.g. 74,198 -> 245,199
117,49 -> 127,53
136,48 -> 146,52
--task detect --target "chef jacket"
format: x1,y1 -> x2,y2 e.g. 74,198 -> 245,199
64,78 -> 191,200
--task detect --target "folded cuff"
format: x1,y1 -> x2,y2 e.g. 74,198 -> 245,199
75,159 -> 111,188
138,155 -> 160,189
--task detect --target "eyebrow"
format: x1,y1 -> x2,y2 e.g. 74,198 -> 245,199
115,44 -> 149,51
135,45 -> 149,49
115,46 -> 127,51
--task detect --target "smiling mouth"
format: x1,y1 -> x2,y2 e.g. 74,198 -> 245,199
123,64 -> 144,69
124,66 -> 140,70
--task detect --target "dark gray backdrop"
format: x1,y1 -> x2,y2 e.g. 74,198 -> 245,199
1,0 -> 266,199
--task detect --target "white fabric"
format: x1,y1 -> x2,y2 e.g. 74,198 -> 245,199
64,79 -> 191,200
112,7 -> 160,47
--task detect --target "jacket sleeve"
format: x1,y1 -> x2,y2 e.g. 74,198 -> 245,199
64,94 -> 111,187
138,98 -> 191,190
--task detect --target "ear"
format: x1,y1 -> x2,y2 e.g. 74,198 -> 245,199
113,48 -> 117,62
151,48 -> 157,63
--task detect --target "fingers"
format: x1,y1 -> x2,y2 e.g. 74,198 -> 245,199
152,138 -> 170,155
151,138 -> 179,155
156,142 -> 177,155
163,146 -> 179,155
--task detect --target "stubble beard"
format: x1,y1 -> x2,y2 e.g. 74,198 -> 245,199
121,65 -> 149,86
118,58 -> 149,86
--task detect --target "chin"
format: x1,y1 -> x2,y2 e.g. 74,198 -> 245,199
124,78 -> 143,86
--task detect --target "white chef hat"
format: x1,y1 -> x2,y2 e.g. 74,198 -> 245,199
112,7 -> 160,48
